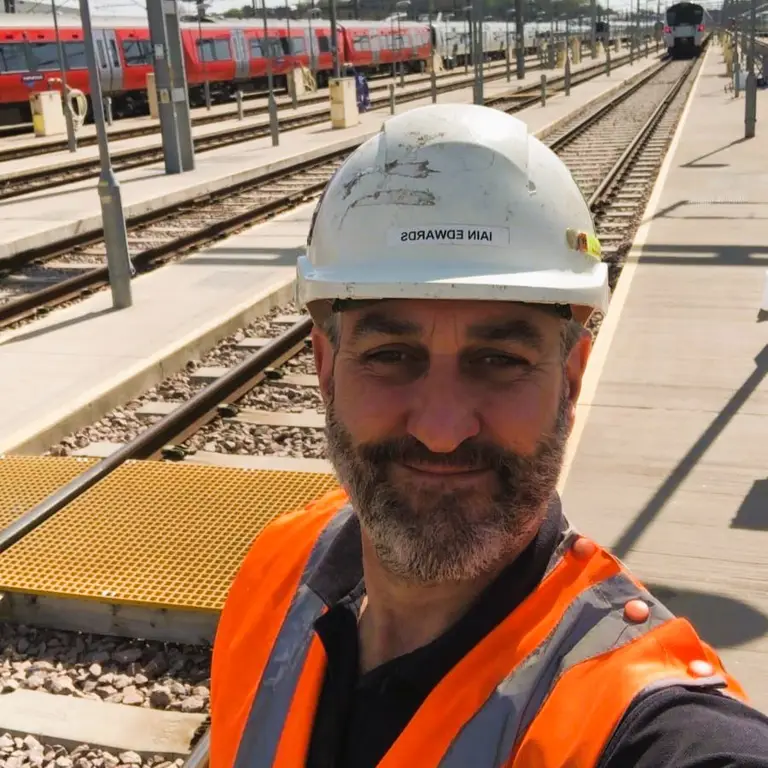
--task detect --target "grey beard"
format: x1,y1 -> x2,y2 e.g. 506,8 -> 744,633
324,384 -> 571,585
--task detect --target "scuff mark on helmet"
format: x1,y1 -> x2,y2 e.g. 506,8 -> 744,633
338,188 -> 436,228
384,159 -> 440,179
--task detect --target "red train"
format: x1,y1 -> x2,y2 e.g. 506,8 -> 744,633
0,13 -> 433,125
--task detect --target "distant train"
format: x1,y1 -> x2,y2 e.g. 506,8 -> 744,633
662,2 -> 705,57
0,11 -> 650,126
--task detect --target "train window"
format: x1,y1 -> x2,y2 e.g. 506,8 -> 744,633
0,42 -> 27,73
352,34 -> 370,52
122,40 -> 153,67
28,42 -> 60,71
108,38 -> 120,68
96,39 -> 107,68
197,38 -> 232,62
318,35 -> 330,53
292,37 -> 306,54
249,38 -> 282,58
64,41 -> 88,70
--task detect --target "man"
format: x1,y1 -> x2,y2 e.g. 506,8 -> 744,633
210,104 -> 768,766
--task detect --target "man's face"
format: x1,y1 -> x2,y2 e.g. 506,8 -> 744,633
312,299 -> 591,584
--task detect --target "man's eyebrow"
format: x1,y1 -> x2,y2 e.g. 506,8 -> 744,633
350,312 -> 421,343
466,319 -> 545,351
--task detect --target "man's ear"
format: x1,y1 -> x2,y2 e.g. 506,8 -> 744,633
311,325 -> 334,405
564,329 -> 592,435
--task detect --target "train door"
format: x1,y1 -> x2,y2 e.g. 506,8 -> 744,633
91,29 -> 124,93
230,29 -> 249,80
371,32 -> 381,67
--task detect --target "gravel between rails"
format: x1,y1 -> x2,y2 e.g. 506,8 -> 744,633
0,735 -> 186,768
47,302 -> 322,459
0,624 -> 210,713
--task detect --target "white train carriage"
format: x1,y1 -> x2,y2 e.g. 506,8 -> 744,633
663,2 -> 705,57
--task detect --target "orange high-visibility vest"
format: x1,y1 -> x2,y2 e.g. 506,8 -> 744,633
210,490 -> 747,768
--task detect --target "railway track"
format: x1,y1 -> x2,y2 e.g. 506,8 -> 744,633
0,56 -> 543,163
0,49 -> 646,203
0,50 -> 662,333
0,48 -> 705,768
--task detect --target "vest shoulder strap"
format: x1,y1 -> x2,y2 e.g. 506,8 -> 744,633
210,488 -> 348,768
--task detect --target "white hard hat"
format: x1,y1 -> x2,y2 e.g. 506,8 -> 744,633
297,103 -> 609,323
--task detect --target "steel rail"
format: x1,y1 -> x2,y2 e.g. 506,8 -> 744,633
0,316 -> 312,554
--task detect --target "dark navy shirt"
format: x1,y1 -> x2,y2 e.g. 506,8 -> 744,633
305,504 -> 768,768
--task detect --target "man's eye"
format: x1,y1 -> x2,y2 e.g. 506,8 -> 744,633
364,349 -> 413,365
475,353 -> 527,367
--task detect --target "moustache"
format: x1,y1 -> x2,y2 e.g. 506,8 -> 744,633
355,435 -> 525,474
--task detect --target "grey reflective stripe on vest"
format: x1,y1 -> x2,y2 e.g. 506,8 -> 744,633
233,511 -> 725,768
440,573 -> 727,767
233,507 -> 353,768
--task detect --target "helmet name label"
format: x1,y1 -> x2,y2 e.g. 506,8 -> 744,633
388,226 -> 510,247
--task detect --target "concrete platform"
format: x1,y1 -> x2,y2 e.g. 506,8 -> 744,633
0,52 -> 664,456
0,50 -> 660,263
560,42 -> 768,712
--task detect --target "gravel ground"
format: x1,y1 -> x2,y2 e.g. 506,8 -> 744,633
0,624 -> 210,714
47,302 -> 317,458
0,737 -> 186,768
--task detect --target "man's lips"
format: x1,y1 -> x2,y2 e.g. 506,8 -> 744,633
398,460 -> 490,477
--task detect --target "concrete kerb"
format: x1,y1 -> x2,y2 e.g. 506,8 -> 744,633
1,276 -> 297,456
2,52 -> 669,457
557,46 -> 711,494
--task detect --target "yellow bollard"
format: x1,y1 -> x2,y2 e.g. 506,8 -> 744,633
570,38 -> 581,65
556,42 -> 566,68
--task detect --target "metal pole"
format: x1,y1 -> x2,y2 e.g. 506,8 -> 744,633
389,82 -> 396,112
429,0 -> 437,102
398,13 -> 404,87
52,0 -> 77,153
78,0 -> 132,309
308,3 -> 316,85
506,13 -> 511,80
590,0 -> 596,57
163,0 -> 194,172
477,0 -> 484,103
259,0 -> 279,146
147,0 -> 183,174
540,72 -> 546,104
745,0 -> 757,137
197,5 -> 211,110
564,16 -> 570,94
465,10 -> 469,73
330,0 -> 340,80
286,0 -> 297,108
515,0 -> 525,78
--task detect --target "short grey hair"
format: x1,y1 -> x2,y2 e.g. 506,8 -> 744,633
319,311 -> 584,361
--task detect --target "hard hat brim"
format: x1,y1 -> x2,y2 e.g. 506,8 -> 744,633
297,255 -> 610,316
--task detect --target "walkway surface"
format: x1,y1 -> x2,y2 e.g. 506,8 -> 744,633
0,50 -> 659,261
560,42 -> 768,711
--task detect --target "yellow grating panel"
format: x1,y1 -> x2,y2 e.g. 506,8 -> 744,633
0,455 -> 98,529
0,458 -> 340,612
